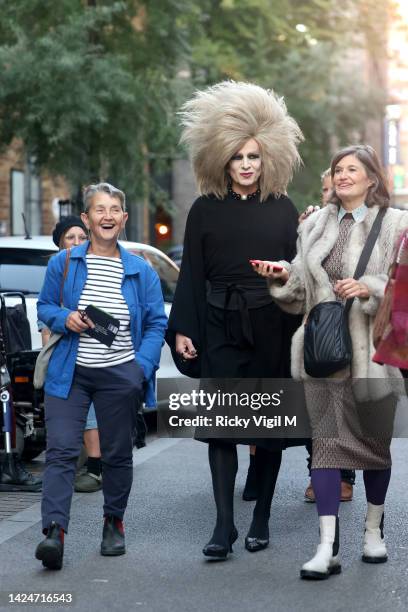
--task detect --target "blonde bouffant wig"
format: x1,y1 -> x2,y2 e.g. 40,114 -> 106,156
179,81 -> 304,201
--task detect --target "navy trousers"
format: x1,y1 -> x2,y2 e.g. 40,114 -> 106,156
41,361 -> 144,532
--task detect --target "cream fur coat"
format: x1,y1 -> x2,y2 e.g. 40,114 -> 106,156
270,203 -> 408,401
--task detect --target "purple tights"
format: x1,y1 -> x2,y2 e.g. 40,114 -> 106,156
311,468 -> 391,516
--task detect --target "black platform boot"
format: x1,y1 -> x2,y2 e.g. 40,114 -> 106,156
35,522 -> 64,570
101,515 -> 126,556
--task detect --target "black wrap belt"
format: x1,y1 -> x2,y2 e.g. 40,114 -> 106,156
207,281 -> 273,348
223,284 -> 254,346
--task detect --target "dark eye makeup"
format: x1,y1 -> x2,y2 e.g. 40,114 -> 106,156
230,153 -> 260,161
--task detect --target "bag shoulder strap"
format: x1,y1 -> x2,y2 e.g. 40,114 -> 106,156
344,208 -> 386,315
353,207 -> 386,280
59,248 -> 71,306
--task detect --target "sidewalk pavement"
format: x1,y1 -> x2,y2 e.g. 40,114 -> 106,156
0,438 -> 407,612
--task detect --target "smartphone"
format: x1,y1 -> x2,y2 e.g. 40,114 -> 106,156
249,259 -> 283,272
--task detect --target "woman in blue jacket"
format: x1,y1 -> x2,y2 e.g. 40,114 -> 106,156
35,182 -> 167,570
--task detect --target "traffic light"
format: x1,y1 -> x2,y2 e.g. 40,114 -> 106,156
155,222 -> 170,238
154,209 -> 172,246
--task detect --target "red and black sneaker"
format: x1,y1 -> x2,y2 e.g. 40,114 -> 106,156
100,515 -> 125,556
35,522 -> 64,570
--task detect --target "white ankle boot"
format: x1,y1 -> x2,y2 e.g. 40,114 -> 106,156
362,503 -> 387,563
300,516 -> 341,580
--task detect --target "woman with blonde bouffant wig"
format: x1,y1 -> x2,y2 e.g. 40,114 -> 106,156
167,81 -> 304,560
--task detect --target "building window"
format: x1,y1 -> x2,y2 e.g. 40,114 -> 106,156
10,163 -> 42,236
10,169 -> 25,235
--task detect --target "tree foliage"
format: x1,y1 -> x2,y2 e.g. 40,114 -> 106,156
0,0 -> 397,212
0,0 -> 193,202
189,0 -> 394,205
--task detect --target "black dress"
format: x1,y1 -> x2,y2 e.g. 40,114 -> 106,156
166,192 -> 302,449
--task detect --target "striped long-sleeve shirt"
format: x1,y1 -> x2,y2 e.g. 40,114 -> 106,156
76,255 -> 135,368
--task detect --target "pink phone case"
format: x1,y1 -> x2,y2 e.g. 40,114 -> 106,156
250,260 -> 282,272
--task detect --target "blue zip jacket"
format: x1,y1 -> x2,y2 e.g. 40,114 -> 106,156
37,241 -> 167,407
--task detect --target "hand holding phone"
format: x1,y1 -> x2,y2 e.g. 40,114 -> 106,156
250,259 -> 283,272
250,259 -> 288,282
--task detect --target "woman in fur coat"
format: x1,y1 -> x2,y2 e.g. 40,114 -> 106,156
255,144 -> 408,579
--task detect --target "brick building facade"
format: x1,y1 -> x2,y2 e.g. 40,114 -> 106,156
0,139 -> 70,237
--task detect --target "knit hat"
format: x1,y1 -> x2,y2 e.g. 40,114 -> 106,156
52,215 -> 87,247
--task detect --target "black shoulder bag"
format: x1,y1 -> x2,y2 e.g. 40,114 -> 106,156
304,208 -> 386,378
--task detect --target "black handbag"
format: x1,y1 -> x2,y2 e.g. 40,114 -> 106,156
304,208 -> 385,378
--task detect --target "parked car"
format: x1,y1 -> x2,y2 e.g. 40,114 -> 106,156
0,236 -> 179,348
0,236 -> 181,458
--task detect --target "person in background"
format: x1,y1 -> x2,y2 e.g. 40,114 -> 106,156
321,167 -> 332,205
38,216 -> 103,493
35,183 -> 166,570
298,167 -> 330,224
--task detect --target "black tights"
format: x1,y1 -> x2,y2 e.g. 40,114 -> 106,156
208,442 -> 238,545
208,441 -> 282,546
248,446 -> 282,539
